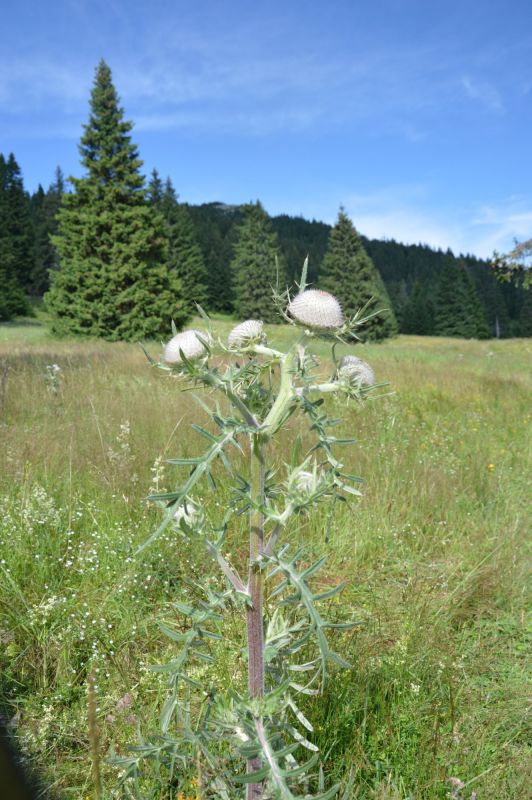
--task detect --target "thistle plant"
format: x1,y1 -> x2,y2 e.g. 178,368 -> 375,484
112,263 -> 383,799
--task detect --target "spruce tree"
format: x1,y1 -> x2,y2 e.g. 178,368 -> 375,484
319,209 -> 397,340
434,260 -> 490,338
46,60 -> 186,340
0,153 -> 31,319
148,173 -> 209,313
231,202 -> 285,323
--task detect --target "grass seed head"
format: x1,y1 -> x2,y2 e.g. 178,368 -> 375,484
287,289 -> 344,330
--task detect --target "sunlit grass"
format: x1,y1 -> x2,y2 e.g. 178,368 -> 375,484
0,318 -> 530,798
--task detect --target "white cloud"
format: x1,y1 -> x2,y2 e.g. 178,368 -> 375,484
461,75 -> 504,114
326,188 -> 532,258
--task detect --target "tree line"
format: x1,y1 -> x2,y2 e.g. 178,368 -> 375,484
1,60 -> 529,339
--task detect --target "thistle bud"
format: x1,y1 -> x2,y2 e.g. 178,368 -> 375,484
227,319 -> 265,348
338,354 -> 375,386
294,470 -> 316,493
174,500 -> 198,527
164,330 -> 209,364
287,289 -> 344,330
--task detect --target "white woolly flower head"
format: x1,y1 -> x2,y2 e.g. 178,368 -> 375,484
227,319 -> 265,348
287,289 -> 344,330
337,355 -> 375,387
164,329 -> 210,364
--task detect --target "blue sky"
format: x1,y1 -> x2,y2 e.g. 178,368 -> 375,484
1,0 -> 531,258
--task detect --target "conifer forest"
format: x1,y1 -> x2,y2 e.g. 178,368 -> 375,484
0,60 -> 529,339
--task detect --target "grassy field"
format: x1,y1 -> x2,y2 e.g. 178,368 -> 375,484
0,317 -> 530,799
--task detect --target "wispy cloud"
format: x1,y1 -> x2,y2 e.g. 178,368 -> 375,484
0,32 -> 504,139
318,187 -> 532,257
461,75 -> 504,114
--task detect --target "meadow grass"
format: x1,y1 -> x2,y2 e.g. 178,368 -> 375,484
0,317 -> 530,798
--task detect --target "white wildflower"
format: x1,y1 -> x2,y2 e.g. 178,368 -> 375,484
287,289 -> 344,330
164,330 -> 209,364
337,354 -> 375,386
227,319 -> 265,348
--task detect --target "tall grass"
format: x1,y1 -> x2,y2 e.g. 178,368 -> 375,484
0,320 -> 530,798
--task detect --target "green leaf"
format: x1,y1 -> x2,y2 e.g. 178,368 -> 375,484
234,764 -> 272,784
160,695 -> 177,733
165,457 -> 203,465
158,623 -> 192,643
312,582 -> 347,602
191,423 -> 218,442
315,783 -> 342,800
298,255 -> 309,293
282,752 -> 319,779
300,556 -> 328,581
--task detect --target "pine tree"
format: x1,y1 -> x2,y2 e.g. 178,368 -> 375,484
0,153 -> 31,319
319,209 -> 397,340
148,173 -> 209,312
231,202 -> 285,323
45,61 -> 186,340
434,260 -> 490,338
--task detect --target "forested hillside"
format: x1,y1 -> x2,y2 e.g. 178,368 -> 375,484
188,202 -> 527,338
0,155 -> 528,337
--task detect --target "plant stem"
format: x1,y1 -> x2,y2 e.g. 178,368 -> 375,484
261,342 -> 301,437
88,669 -> 102,800
246,433 -> 266,799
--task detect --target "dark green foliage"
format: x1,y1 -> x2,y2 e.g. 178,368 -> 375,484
181,204 -> 528,336
187,202 -> 242,312
270,215 -> 330,286
319,209 -> 397,340
400,281 -> 435,335
517,288 -> 532,336
29,167 -> 65,296
0,153 -> 31,320
148,172 -> 209,313
45,60 -> 186,340
434,259 -> 490,338
231,202 -> 285,322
